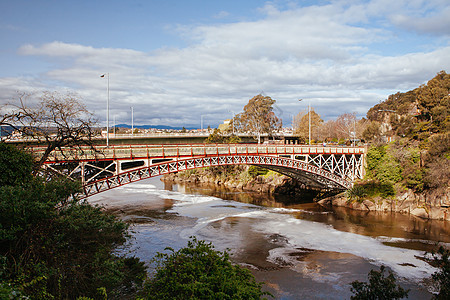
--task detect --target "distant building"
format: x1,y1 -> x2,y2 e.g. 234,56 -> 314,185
218,119 -> 231,132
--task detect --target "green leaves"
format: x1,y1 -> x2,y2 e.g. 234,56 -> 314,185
144,237 -> 271,299
350,266 -> 409,300
0,146 -> 146,299
430,246 -> 450,299
0,143 -> 33,187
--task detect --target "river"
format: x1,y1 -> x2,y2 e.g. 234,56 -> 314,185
88,177 -> 450,299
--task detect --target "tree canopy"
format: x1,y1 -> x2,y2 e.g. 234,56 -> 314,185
0,144 -> 146,299
235,94 -> 282,143
293,109 -> 323,143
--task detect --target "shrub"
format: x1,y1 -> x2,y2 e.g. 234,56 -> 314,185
144,237 -> 271,299
430,246 -> 450,299
350,265 -> 409,300
0,145 -> 147,299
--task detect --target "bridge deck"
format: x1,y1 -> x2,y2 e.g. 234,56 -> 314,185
32,143 -> 366,163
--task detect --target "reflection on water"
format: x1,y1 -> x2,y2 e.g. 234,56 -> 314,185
89,178 -> 449,299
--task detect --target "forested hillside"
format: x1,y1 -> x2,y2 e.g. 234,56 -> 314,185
349,71 -> 449,216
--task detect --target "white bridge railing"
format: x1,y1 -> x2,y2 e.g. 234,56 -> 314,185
33,144 -> 366,162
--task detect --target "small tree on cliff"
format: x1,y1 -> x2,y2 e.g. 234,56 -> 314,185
234,94 -> 282,143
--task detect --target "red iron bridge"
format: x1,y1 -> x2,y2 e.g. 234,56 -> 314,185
33,143 -> 366,198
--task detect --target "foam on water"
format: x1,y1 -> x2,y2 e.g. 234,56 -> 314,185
249,212 -> 437,280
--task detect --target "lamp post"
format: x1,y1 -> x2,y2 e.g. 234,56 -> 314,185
131,106 -> 134,136
113,115 -> 116,137
299,99 -> 311,145
228,110 -> 235,135
201,115 -> 204,132
101,73 -> 110,147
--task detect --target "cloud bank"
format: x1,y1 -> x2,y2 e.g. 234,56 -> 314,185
1,0 -> 449,127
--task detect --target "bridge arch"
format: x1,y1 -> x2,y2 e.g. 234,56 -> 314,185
81,154 -> 353,198
37,143 -> 365,198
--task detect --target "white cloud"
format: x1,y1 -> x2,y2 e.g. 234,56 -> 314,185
1,1 -> 449,127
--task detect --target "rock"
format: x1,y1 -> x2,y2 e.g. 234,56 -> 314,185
410,207 -> 428,219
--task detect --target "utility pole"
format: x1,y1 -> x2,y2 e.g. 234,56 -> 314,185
308,102 -> 311,145
101,73 -> 110,147
131,106 -> 134,136
299,99 -> 311,145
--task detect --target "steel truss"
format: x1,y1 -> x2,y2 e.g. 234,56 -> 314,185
43,154 -> 362,198
38,144 -> 366,198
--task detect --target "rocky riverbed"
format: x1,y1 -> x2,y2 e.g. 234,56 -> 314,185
162,166 -> 450,221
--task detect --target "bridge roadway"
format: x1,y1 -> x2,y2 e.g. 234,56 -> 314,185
33,143 -> 366,198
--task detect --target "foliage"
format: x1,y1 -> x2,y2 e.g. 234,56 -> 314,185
366,145 -> 402,186
347,181 -> 395,202
234,94 -> 282,143
144,237 -> 271,299
429,246 -> 450,299
362,121 -> 382,142
350,265 -> 409,300
0,145 -> 146,299
416,71 -> 450,133
248,165 -> 269,177
346,184 -> 367,202
0,143 -> 33,187
204,128 -> 241,144
423,133 -> 450,193
366,71 -> 449,140
293,109 -> 323,143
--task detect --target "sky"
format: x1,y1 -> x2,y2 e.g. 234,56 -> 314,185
0,0 -> 449,128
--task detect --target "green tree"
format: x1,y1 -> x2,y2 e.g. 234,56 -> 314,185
235,94 -> 282,144
0,143 -> 33,186
430,246 -> 450,299
0,145 -> 146,299
416,71 -> 450,132
144,237 -> 271,299
350,265 -> 409,300
366,145 -> 402,186
204,128 -> 241,144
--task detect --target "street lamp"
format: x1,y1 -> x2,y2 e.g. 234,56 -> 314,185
201,115 -> 204,132
299,99 -> 311,145
228,110 -> 235,135
100,73 -> 110,147
131,106 -> 134,136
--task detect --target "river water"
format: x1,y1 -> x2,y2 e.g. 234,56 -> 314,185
88,177 -> 450,299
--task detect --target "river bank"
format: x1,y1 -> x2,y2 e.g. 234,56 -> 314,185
162,166 -> 450,221
318,190 -> 450,221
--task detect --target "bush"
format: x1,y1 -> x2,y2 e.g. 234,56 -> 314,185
430,246 -> 450,299
0,145 -> 146,299
144,237 -> 271,299
350,265 -> 409,300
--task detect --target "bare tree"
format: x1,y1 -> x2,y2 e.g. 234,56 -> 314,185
335,113 -> 357,142
1,91 -> 97,168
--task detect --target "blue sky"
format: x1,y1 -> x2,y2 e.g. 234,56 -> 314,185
1,0 -> 449,128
